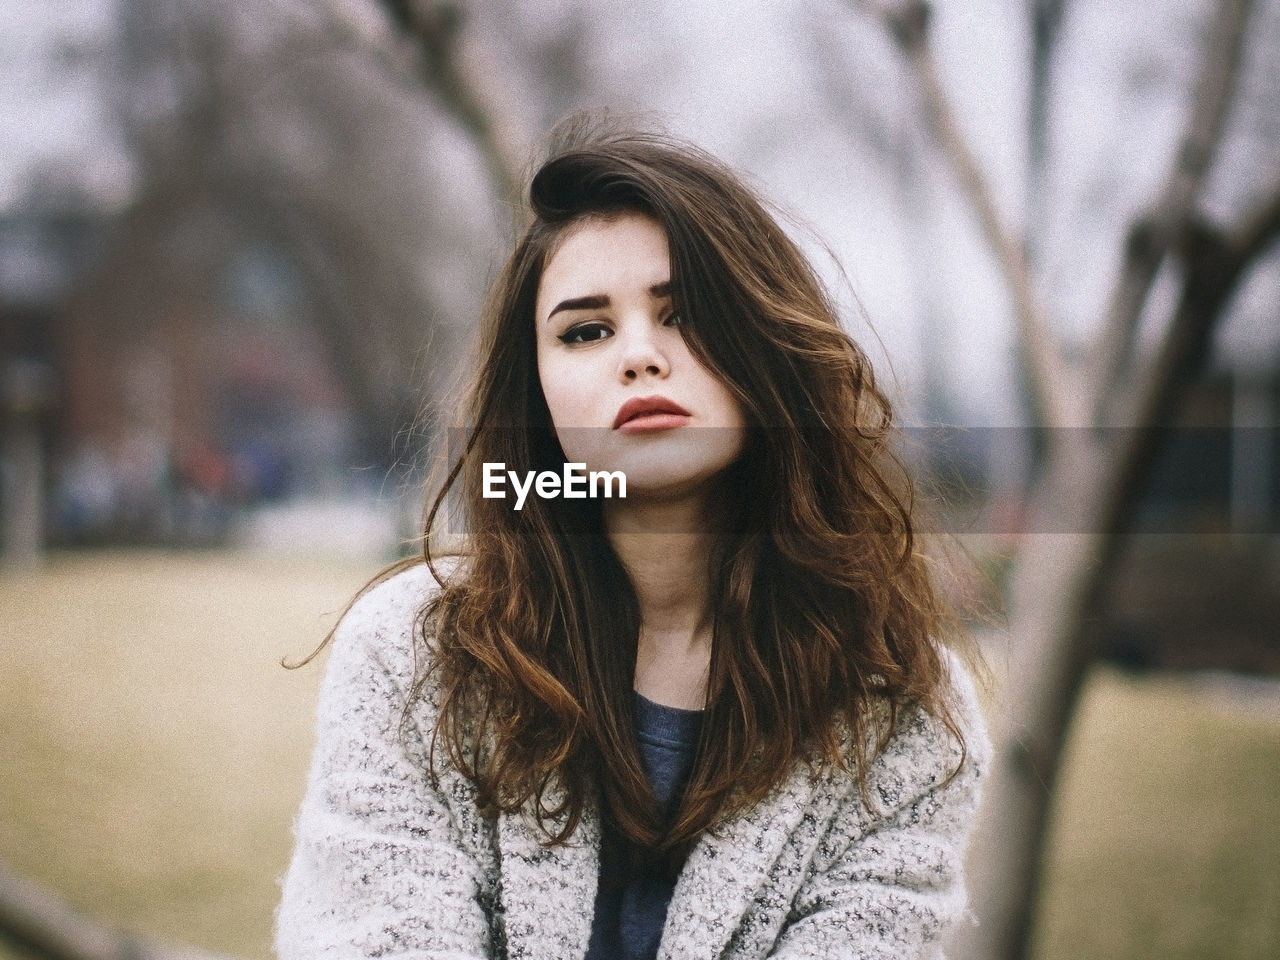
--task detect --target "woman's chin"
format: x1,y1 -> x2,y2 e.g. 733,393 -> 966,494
604,433 -> 742,489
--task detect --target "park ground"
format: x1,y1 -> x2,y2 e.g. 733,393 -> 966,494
1,549 -> 1278,960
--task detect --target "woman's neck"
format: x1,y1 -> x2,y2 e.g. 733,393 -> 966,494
605,497 -> 717,710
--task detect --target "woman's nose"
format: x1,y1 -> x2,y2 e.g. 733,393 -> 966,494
617,328 -> 671,382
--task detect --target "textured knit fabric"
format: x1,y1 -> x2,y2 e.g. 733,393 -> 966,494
585,693 -> 704,960
276,564 -> 990,960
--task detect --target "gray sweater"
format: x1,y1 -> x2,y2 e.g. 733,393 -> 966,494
276,564 -> 989,960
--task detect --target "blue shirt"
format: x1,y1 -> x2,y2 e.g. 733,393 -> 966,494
585,692 -> 704,960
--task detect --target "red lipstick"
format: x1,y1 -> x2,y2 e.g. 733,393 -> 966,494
612,395 -> 692,433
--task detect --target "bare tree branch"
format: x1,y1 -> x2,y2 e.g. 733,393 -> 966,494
0,862 -> 238,960
1026,0 -> 1069,255
1230,178 -> 1280,264
96,1 -> 453,464
851,0 -> 1075,428
389,0 -> 525,210
1090,0 -> 1254,419
1105,175 -> 1280,531
256,181 -> 445,461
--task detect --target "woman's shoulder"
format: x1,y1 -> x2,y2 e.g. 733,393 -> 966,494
866,647 -> 991,809
324,559 -> 452,682
939,647 -> 990,762
341,559 -> 441,630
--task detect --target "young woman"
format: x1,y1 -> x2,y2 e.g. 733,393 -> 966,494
277,125 -> 989,960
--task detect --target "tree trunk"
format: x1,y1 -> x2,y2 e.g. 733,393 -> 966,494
947,431 -> 1109,960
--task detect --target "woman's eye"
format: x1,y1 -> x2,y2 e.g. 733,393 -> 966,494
663,311 -> 683,327
557,322 -> 612,345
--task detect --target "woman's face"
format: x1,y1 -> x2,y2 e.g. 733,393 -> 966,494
534,212 -> 747,502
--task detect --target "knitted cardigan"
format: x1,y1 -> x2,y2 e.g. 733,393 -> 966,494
276,564 -> 989,960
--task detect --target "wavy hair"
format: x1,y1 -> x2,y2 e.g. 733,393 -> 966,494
416,121 -> 966,856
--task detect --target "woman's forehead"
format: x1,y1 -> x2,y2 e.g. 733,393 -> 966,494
535,213 -> 672,319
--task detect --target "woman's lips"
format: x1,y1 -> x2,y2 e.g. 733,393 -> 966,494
617,412 -> 692,434
613,395 -> 692,433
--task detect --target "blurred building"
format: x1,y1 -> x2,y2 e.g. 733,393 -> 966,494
1,1 -> 368,553
1,0 -> 128,555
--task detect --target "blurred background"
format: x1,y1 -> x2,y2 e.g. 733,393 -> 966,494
1,1 -> 1277,959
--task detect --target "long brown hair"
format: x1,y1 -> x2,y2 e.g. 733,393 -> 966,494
418,120 -> 966,854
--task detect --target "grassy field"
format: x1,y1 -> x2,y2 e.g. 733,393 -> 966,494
1,550 -> 1278,960
0,551 -> 369,960
1035,669 -> 1280,959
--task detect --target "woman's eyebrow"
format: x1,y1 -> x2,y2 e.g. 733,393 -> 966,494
547,294 -> 609,320
547,282 -> 672,322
